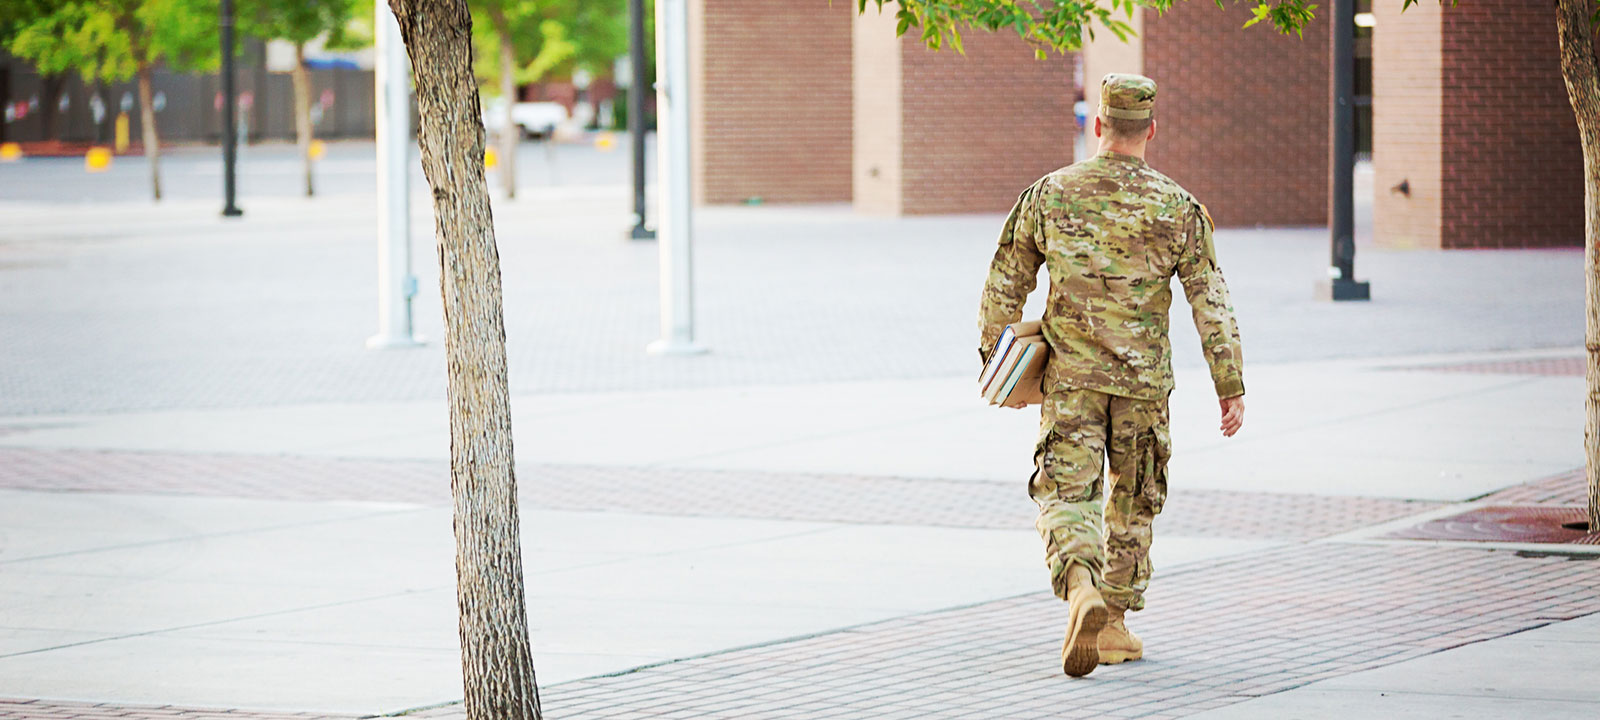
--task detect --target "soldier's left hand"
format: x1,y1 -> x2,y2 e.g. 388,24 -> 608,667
1219,395 -> 1245,437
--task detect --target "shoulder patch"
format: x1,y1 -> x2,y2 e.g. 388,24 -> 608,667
1199,203 -> 1213,227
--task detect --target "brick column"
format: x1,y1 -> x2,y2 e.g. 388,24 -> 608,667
691,0 -> 853,205
1372,0 -> 1443,248
1375,0 -> 1581,249
854,15 -> 1075,215
1140,3 -> 1330,227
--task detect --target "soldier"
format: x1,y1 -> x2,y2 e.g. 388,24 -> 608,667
978,73 -> 1246,677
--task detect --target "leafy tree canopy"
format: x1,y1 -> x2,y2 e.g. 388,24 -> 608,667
239,0 -> 366,48
860,0 -> 1323,57
470,0 -> 631,94
7,0 -> 220,83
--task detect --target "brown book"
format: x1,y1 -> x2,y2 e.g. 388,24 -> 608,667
995,339 -> 1048,406
979,320 -> 1044,396
985,336 -> 1042,403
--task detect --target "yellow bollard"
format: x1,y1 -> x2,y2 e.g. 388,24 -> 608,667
594,132 -> 617,151
309,139 -> 326,160
114,113 -> 130,153
0,142 -> 21,162
85,146 -> 112,172
484,145 -> 498,169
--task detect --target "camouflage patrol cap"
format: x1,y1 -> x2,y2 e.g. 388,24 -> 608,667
1100,73 -> 1156,120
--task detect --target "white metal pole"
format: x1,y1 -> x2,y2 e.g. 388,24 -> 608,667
646,0 -> 707,355
367,3 -> 422,350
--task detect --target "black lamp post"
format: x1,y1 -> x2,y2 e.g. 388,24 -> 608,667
220,0 -> 243,217
1323,0 -> 1367,300
628,0 -> 654,240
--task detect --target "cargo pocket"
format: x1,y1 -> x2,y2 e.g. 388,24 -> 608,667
1028,422 -> 1057,502
1138,425 -> 1171,515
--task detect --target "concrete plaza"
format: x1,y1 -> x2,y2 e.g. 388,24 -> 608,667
0,144 -> 1596,718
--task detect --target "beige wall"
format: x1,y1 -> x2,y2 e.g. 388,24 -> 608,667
1372,0 -> 1443,248
852,7 -> 903,215
1079,10 -> 1144,159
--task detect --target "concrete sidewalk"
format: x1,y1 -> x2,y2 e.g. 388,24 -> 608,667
0,180 -> 1593,718
1186,612 -> 1600,720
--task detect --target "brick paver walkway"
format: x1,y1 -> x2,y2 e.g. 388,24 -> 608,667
1,453 -> 1591,718
0,447 -> 1436,538
0,698 -> 353,720
438,544 -> 1600,720
8,542 -> 1595,720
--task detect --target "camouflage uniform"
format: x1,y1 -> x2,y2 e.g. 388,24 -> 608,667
978,74 -> 1244,612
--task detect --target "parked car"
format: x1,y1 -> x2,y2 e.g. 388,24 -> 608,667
482,100 -> 568,140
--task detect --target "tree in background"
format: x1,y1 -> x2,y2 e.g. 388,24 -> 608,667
0,1 -> 69,144
240,0 -> 368,197
469,0 -> 629,199
471,0 -> 573,199
864,0 -> 1600,531
8,0 -> 218,200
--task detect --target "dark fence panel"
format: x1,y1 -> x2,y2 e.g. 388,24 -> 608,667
1,57 -> 376,145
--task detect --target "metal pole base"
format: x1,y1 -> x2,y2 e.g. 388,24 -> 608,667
222,206 -> 243,217
366,334 -> 426,350
646,338 -> 708,356
630,225 -> 657,241
1314,279 -> 1372,302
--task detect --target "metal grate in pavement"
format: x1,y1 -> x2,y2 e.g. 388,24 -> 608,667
1387,505 -> 1599,545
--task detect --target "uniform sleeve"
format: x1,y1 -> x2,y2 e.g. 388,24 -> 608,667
1174,203 -> 1245,398
977,183 -> 1046,363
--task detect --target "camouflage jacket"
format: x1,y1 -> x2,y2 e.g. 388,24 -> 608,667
978,152 -> 1245,400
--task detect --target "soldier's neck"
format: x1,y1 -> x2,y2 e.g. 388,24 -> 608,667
1096,137 -> 1148,160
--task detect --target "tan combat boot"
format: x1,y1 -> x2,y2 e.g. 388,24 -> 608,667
1098,605 -> 1143,664
1061,564 -> 1107,677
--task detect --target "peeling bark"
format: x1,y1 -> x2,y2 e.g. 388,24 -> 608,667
385,1 -> 542,717
1556,0 -> 1600,530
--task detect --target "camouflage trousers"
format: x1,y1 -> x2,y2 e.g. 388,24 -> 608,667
1030,386 -> 1171,611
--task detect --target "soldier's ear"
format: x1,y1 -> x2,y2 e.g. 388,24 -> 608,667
1147,118 -> 1158,143
1093,115 -> 1103,139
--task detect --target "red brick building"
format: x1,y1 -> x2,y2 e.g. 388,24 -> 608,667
1373,0 -> 1581,249
690,0 -> 1582,248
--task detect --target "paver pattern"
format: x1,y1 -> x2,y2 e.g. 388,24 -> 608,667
0,698 -> 354,720
1483,467 -> 1590,505
8,541 -> 1593,720
1388,355 -> 1585,377
416,543 -> 1598,720
0,447 -> 1436,539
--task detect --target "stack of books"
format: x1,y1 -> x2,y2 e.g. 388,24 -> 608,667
980,321 -> 1049,406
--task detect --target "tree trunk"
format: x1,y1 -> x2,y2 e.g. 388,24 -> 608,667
292,42 -> 315,197
385,1 -> 542,718
94,81 -> 113,145
1556,0 -> 1600,531
136,64 -> 162,201
490,6 -> 518,199
40,75 -> 64,142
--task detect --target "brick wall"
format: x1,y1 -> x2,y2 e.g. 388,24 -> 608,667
1372,0 -> 1444,248
1438,0 -> 1581,249
898,33 -> 1075,215
692,0 -> 853,205
1142,3 -> 1329,227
